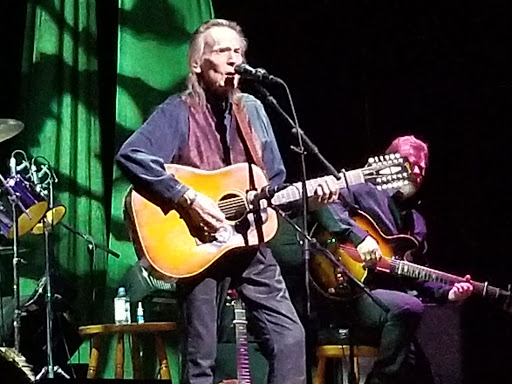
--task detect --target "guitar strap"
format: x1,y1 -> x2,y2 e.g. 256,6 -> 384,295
232,95 -> 266,174
232,94 -> 267,245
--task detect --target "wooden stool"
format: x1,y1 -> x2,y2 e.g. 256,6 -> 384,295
79,322 -> 178,380
314,344 -> 379,384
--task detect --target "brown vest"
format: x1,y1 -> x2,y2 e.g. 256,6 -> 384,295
177,94 -> 264,172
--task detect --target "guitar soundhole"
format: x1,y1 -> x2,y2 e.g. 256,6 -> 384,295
219,193 -> 246,221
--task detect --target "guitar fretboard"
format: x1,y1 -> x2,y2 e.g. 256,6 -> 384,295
271,169 -> 365,206
234,304 -> 252,384
390,259 -> 508,299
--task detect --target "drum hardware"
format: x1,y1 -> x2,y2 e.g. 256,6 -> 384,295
28,157 -> 68,379
0,151 -> 69,379
1,148 -> 49,357
0,119 -> 24,143
0,175 -> 48,238
1,150 -> 48,239
0,246 -> 29,255
0,172 -> 34,353
28,157 -> 66,235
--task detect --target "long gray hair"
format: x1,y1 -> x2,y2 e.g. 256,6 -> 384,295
186,19 -> 247,107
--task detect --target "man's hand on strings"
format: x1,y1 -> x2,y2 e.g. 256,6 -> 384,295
308,176 -> 339,211
357,236 -> 382,268
176,189 -> 226,241
448,275 -> 473,302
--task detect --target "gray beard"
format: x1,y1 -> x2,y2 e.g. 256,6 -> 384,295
397,183 -> 418,199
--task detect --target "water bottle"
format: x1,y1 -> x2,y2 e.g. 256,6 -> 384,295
136,302 -> 145,324
114,287 -> 131,324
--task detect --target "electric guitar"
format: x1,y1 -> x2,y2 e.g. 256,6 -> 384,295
311,210 -> 512,304
126,154 -> 410,278
220,290 -> 252,384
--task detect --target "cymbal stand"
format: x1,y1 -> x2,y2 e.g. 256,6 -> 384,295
0,172 -> 30,353
34,171 -> 69,379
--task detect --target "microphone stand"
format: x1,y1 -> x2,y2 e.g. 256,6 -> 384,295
0,172 -> 30,353
273,206 -> 389,384
251,82 -> 389,384
35,173 -> 71,380
59,222 -> 120,324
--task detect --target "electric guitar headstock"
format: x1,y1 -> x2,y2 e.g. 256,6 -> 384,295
360,153 -> 413,190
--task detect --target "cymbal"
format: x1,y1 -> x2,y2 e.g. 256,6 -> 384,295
0,119 -> 24,143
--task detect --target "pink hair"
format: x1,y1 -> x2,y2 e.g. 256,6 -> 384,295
385,135 -> 429,166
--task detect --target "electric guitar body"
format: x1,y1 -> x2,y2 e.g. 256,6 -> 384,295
311,211 -> 511,306
311,210 -> 419,294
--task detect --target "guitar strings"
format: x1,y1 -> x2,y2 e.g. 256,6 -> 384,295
217,197 -> 246,215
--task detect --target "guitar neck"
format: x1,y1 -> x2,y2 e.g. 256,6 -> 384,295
390,259 -> 508,299
271,169 -> 365,206
234,302 -> 252,384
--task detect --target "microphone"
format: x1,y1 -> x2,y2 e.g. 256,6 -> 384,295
9,156 -> 17,176
234,63 -> 282,84
9,156 -> 30,176
30,162 -> 40,188
249,183 -> 289,205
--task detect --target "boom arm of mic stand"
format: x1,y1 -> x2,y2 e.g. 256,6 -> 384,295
250,83 -> 341,180
59,222 -> 120,259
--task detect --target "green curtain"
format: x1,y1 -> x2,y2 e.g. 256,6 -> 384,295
103,0 -> 214,379
15,0 -> 213,379
110,2 -> 214,286
19,0 -> 106,319
108,0 -> 214,380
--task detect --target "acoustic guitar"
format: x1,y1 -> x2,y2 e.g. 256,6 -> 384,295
126,155 -> 410,278
311,210 -> 511,303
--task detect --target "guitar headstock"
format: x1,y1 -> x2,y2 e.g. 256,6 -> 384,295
226,289 -> 244,310
363,153 -> 413,190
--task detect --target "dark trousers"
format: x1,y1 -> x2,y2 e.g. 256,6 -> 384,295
347,289 -> 432,384
179,245 -> 306,384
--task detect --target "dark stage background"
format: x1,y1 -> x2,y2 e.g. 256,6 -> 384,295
212,2 -> 512,383
1,1 -> 512,383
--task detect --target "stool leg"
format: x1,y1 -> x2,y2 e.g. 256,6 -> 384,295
131,334 -> 143,379
314,356 -> 326,384
115,332 -> 125,379
87,335 -> 101,379
353,355 -> 360,383
155,334 -> 171,380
